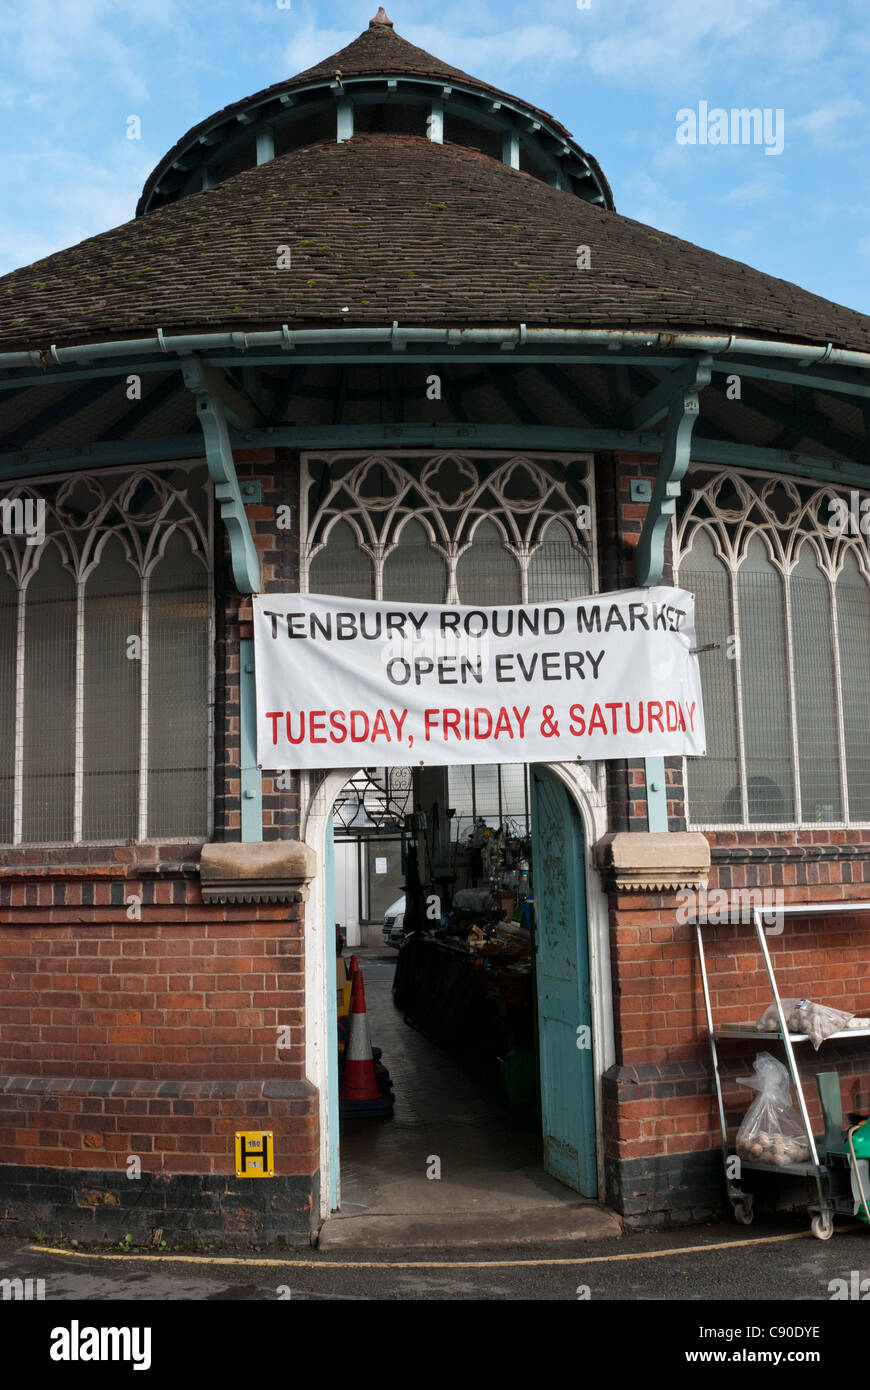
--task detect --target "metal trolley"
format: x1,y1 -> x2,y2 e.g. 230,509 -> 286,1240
696,901 -> 870,1241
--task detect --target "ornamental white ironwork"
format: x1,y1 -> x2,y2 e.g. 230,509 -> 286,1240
674,468 -> 870,581
0,463 -> 213,845
0,466 -> 211,587
675,465 -> 870,829
299,450 -> 596,602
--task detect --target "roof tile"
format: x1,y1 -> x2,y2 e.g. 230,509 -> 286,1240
2,134 -> 869,354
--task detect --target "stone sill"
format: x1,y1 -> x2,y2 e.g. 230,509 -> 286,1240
595,831 -> 710,892
199,840 -> 316,905
0,844 -> 204,880
0,1074 -> 317,1101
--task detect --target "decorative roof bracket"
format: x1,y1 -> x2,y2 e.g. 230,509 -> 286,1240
629,356 -> 712,431
635,352 -> 709,836
635,353 -> 712,587
183,356 -> 261,594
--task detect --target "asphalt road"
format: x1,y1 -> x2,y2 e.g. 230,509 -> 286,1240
3,1219 -> 868,1302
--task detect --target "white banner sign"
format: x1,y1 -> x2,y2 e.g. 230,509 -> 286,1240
254,586 -> 706,769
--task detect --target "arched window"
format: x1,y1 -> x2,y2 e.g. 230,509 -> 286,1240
679,529 -> 741,824
836,550 -> 870,820
22,544 -> 76,842
301,451 -> 600,854
528,519 -> 590,601
82,534 -> 140,841
456,519 -> 521,605
0,466 -> 212,845
309,520 -> 374,599
302,450 -> 595,602
383,519 -> 446,602
791,544 -> 840,821
678,467 -> 870,826
0,567 -> 16,845
736,537 -> 793,822
147,529 -> 211,840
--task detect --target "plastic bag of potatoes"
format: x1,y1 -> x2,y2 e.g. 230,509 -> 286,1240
735,1052 -> 811,1167
755,997 -> 854,1050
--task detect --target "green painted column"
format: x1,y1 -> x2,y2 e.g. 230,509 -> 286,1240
240,638 -> 262,842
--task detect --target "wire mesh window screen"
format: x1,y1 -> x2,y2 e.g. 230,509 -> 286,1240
678,469 -> 870,827
309,520 -> 374,599
791,547 -> 840,821
82,535 -> 140,841
456,519 -> 522,605
22,545 -> 76,842
0,466 -> 212,844
0,570 -> 15,844
147,530 -> 211,840
737,540 -> 794,822
836,550 -> 870,821
382,519 -> 446,603
680,533 -> 741,824
447,763 -> 530,837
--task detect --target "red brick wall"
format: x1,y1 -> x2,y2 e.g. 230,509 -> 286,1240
0,1076 -> 317,1179
605,855 -> 870,1175
0,856 -> 318,1183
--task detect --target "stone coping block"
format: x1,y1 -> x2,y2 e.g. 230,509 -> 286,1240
200,840 -> 317,904
0,1074 -> 318,1100
595,831 -> 710,892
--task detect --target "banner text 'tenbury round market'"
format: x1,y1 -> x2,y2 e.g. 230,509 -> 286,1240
253,586 -> 707,769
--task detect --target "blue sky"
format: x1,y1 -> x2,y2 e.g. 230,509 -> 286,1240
1,0 -> 869,313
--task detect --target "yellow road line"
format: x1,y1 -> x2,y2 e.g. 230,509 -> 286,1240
28,1227 -> 855,1271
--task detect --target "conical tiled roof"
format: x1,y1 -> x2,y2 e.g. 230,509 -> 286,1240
291,7 -> 489,91
3,134 -> 870,354
136,10 -> 587,216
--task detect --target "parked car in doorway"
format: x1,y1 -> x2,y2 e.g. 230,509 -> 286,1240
382,896 -> 406,948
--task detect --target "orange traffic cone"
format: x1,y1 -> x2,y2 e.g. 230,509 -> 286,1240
340,968 -> 393,1113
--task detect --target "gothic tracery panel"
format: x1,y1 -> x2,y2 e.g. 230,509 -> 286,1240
676,466 -> 870,827
300,451 -> 596,603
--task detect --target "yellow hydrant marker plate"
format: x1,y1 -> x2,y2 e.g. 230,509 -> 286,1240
235,1131 -> 274,1177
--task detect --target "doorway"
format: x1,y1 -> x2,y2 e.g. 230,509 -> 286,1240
305,758 -> 612,1219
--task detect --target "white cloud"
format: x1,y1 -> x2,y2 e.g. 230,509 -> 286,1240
405,22 -> 580,81
722,176 -> 781,205
793,97 -> 866,146
652,141 -> 694,173
580,0 -> 827,92
0,225 -> 64,276
619,171 -> 686,235
280,24 -> 357,77
0,146 -> 154,275
0,0 -> 164,106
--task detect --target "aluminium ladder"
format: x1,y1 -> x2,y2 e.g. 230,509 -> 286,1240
696,901 -> 870,1240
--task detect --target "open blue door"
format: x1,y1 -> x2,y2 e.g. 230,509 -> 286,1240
530,766 -> 597,1197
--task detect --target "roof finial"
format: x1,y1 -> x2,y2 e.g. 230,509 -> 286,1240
369,7 -> 394,26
